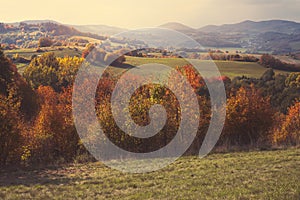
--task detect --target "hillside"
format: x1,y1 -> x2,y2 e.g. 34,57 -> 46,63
198,20 -> 300,34
2,19 -> 300,53
0,21 -> 107,48
73,24 -> 127,36
1,149 -> 299,199
159,20 -> 300,53
12,19 -> 61,26
159,22 -> 196,33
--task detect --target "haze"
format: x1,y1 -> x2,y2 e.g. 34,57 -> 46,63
1,0 -> 300,28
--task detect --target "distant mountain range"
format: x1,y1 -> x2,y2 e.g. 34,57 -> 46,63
159,20 -> 300,53
199,20 -> 300,34
159,20 -> 300,34
2,19 -> 300,53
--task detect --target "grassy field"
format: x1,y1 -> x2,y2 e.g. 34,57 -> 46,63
0,148 -> 299,199
125,57 -> 290,79
5,49 -> 293,78
5,47 -> 82,60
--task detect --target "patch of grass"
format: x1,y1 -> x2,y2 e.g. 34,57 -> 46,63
0,149 -> 299,199
15,63 -> 27,74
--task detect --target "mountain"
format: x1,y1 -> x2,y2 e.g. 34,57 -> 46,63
198,20 -> 300,34
159,22 -> 196,33
20,19 -> 61,24
2,19 -> 300,53
9,20 -> 61,27
73,24 -> 127,36
157,20 -> 300,53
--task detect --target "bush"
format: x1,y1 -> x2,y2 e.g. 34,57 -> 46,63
38,37 -> 53,47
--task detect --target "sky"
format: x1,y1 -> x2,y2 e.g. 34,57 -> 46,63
1,0 -> 300,28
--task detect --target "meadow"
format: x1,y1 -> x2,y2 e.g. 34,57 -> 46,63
5,48 -> 293,79
125,57 -> 289,79
0,148 -> 299,200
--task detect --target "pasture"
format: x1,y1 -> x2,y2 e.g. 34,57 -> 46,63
0,149 -> 299,199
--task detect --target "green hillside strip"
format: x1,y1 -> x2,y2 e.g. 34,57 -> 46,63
125,56 -> 289,78
0,149 -> 299,199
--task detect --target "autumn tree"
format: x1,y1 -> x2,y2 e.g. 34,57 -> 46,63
82,43 -> 95,58
27,86 -> 80,163
273,101 -> 300,146
223,85 -> 274,147
24,53 -> 83,91
57,56 -> 84,88
24,52 -> 59,90
0,92 -> 22,166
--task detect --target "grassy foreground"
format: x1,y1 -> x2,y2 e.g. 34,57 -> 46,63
0,149 -> 299,199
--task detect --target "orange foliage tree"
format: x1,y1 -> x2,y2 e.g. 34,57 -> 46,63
0,92 -> 22,166
26,86 -> 79,163
223,85 -> 274,147
273,101 -> 300,146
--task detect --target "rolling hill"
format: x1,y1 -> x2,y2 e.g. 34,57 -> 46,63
1,149 -> 299,199
72,24 -> 127,36
159,22 -> 196,33
159,20 -> 300,53
2,19 -> 300,53
198,20 -> 300,34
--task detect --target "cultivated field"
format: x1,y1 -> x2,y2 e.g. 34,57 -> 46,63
1,149 -> 299,199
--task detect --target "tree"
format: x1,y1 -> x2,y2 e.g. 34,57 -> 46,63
0,85 -> 23,166
57,56 -> 84,88
24,53 -> 83,91
27,86 -> 80,163
261,69 -> 275,82
82,43 -> 95,58
24,53 -> 59,90
38,37 -> 53,47
273,101 -> 300,145
259,54 -> 300,72
0,49 -> 37,118
223,85 -> 274,146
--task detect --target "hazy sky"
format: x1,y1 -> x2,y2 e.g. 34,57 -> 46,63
1,0 -> 300,28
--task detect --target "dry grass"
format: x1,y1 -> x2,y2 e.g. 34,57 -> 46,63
0,148 -> 299,199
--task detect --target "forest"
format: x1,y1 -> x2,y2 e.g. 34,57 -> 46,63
0,49 -> 299,167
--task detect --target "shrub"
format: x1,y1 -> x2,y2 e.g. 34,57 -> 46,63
38,37 -> 53,47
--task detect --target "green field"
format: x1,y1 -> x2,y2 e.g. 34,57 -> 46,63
4,47 -> 82,60
0,149 -> 299,199
125,57 -> 290,79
